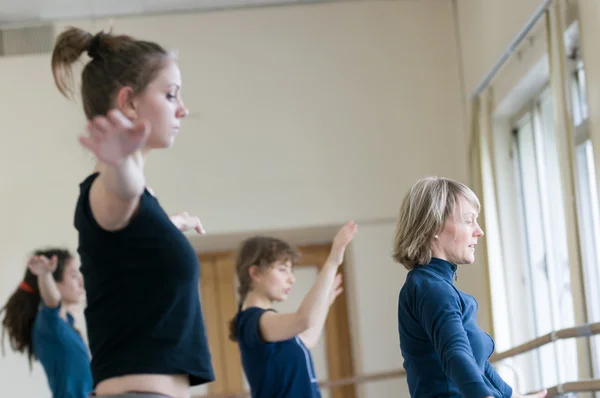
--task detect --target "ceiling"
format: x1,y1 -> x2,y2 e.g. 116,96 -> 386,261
0,0 -> 358,27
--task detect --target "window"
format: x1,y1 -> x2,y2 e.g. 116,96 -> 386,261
511,86 -> 578,388
571,60 -> 600,378
491,19 -> 600,394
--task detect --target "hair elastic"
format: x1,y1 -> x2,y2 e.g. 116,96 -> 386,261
18,281 -> 35,294
87,33 -> 102,59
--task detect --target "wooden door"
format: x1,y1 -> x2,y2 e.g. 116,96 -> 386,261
197,244 -> 356,398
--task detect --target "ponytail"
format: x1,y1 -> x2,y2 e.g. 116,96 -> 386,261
228,285 -> 250,342
1,275 -> 41,368
52,26 -> 172,120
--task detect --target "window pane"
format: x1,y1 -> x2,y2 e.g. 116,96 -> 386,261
514,112 -> 557,387
537,93 -> 578,383
575,139 -> 600,377
512,92 -> 579,387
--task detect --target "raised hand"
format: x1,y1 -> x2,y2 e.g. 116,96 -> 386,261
327,221 -> 357,266
79,109 -> 150,166
170,211 -> 205,234
27,255 -> 58,276
328,273 -> 343,306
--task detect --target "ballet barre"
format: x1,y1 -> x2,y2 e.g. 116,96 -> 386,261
489,322 -> 600,363
196,321 -> 600,398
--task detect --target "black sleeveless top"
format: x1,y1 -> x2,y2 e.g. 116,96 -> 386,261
74,172 -> 214,387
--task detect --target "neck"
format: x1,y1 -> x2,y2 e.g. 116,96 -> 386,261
141,146 -> 152,158
243,290 -> 273,311
426,257 -> 458,282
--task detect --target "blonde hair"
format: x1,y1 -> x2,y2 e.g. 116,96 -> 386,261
392,177 -> 480,270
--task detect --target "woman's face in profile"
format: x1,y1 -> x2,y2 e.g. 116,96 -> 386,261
432,196 -> 484,265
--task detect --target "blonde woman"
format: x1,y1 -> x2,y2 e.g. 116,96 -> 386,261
394,177 -> 546,398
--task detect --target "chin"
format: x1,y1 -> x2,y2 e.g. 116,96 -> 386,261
147,135 -> 175,149
464,255 -> 476,264
270,294 -> 287,303
163,136 -> 176,148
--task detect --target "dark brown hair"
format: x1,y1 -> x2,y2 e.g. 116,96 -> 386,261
1,249 -> 73,368
228,237 -> 300,342
51,26 -> 172,119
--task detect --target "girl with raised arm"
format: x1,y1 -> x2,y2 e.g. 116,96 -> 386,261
1,249 -> 91,397
229,221 -> 356,398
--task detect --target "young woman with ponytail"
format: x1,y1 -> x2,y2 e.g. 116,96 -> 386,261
229,221 -> 357,398
1,249 -> 91,397
50,25 -> 213,397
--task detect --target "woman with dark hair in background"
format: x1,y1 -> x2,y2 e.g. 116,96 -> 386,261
1,248 -> 91,397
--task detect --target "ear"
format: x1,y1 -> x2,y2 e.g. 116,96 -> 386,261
115,86 -> 137,120
248,265 -> 262,282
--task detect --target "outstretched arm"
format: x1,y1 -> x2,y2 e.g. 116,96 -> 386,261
258,221 -> 357,343
81,110 -> 150,232
298,272 -> 344,348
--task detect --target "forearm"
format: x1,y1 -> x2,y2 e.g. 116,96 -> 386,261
485,361 -> 513,397
99,154 -> 145,200
444,352 -> 493,397
299,301 -> 331,348
297,262 -> 337,329
36,273 -> 61,308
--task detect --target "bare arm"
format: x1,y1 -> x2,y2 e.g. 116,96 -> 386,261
79,110 -> 151,231
28,256 -> 61,308
260,262 -> 340,343
299,273 -> 343,348
90,154 -> 146,231
258,221 -> 357,343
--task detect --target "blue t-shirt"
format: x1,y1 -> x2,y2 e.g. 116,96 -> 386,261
236,307 -> 321,398
398,257 -> 513,398
32,302 -> 92,398
74,172 -> 214,387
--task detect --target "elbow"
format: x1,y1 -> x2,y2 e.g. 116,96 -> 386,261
296,310 -> 312,332
116,184 -> 145,201
42,298 -> 61,309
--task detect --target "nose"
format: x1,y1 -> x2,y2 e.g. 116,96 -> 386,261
474,224 -> 484,237
176,101 -> 189,119
289,273 -> 296,285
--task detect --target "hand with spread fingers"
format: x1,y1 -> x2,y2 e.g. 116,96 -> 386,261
170,211 -> 206,234
79,109 -> 151,166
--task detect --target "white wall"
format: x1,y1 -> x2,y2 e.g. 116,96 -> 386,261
0,1 -> 478,397
347,221 -> 410,398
